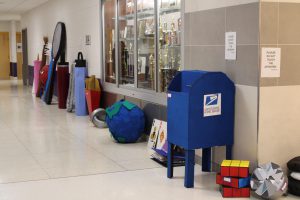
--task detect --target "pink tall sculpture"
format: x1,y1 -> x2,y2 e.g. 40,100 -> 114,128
33,60 -> 42,95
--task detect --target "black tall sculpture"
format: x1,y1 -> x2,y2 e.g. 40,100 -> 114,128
44,22 -> 67,105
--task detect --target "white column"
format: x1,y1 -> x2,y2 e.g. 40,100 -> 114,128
10,20 -> 17,63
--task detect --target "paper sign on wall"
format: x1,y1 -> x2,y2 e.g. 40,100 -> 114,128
225,32 -> 237,60
261,48 -> 281,78
204,93 -> 222,117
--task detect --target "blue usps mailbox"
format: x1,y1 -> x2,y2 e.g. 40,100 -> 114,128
167,70 -> 235,188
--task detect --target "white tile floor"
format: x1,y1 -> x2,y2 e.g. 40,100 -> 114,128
0,80 -> 298,200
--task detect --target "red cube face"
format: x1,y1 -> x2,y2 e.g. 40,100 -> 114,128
221,186 -> 251,198
230,179 -> 239,188
230,167 -> 239,177
239,167 -> 249,178
216,174 -> 223,185
221,166 -> 230,177
241,188 -> 250,197
232,188 -> 241,197
222,187 -> 233,198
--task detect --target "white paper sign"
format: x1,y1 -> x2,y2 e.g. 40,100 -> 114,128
261,48 -> 281,78
225,32 -> 237,60
204,93 -> 222,117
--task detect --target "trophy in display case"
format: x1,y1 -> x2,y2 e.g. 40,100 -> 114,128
128,43 -> 134,77
138,50 -> 142,74
137,0 -> 143,11
126,0 -> 134,14
120,41 -> 128,77
145,19 -> 155,36
177,18 -> 182,45
163,22 -> 169,45
149,54 -> 155,89
138,20 -> 146,38
177,54 -> 181,71
170,0 -> 181,7
163,47 -> 169,69
170,52 -> 175,69
169,0 -> 176,7
159,47 -> 180,92
170,19 -> 177,45
106,43 -> 115,82
159,22 -> 164,42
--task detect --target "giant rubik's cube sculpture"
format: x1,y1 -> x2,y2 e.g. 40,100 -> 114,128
216,160 -> 251,198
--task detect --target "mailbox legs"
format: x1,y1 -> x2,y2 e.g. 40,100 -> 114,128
184,149 -> 195,188
167,145 -> 232,188
202,148 -> 211,172
167,142 -> 174,178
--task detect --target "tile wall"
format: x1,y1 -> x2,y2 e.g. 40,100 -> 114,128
259,0 -> 300,170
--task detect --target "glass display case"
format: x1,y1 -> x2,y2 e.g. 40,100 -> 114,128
102,0 -> 182,94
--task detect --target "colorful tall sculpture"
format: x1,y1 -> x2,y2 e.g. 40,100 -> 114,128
43,22 -> 67,104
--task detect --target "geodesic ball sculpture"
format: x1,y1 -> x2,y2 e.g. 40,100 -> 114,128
105,100 -> 145,143
251,162 -> 288,199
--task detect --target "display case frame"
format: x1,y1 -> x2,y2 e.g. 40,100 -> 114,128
100,0 -> 185,105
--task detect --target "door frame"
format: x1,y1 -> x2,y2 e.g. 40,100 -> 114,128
22,29 -> 28,85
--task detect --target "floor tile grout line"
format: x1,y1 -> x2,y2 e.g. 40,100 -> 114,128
0,166 -> 166,186
7,125 -> 52,179
85,143 -> 128,171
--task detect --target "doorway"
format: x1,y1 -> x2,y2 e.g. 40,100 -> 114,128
0,32 -> 10,80
16,32 -> 23,80
22,29 -> 28,85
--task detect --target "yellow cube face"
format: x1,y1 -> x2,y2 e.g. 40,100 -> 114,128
221,160 -> 250,168
221,160 -> 232,167
230,160 -> 241,167
240,161 -> 250,168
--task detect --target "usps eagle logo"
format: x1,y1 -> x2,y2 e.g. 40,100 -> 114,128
204,93 -> 222,117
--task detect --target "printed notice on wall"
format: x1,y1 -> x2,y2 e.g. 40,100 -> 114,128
204,93 -> 222,117
261,48 -> 281,78
225,32 -> 237,60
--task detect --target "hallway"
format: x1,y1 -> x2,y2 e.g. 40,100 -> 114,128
0,81 -> 297,200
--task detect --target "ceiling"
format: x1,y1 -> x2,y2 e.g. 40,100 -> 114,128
0,0 -> 49,15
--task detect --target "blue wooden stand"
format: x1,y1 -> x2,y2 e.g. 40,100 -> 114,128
167,144 -> 233,188
167,71 -> 235,188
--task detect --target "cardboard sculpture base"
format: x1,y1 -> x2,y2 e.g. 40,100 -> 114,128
74,67 -> 88,116
57,65 -> 69,109
85,90 -> 101,115
33,60 -> 42,95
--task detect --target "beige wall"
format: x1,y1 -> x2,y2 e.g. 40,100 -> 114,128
259,1 -> 300,170
21,0 -> 101,78
259,86 -> 300,170
0,21 -> 21,32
